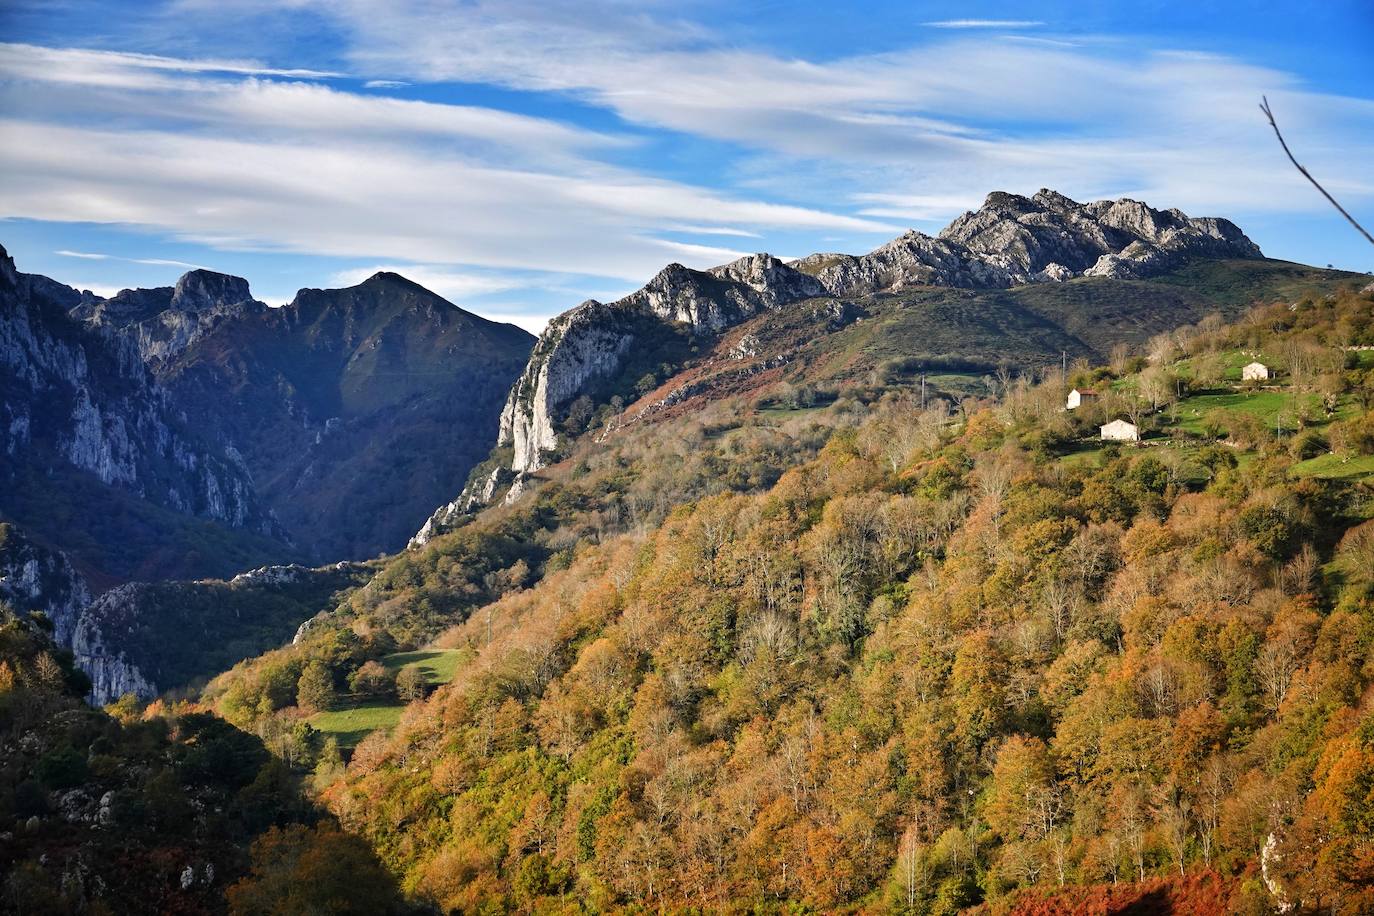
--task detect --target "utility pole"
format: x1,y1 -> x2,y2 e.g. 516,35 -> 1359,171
920,374 -> 927,410
1062,350 -> 1067,374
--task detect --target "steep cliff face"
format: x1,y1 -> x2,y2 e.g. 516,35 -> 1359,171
429,188 -> 1266,534
70,587 -> 158,704
0,244 -> 285,585
73,268 -> 266,364
493,257 -> 825,477
0,523 -> 91,645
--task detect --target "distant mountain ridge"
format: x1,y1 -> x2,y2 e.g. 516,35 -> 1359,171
415,189 -> 1267,538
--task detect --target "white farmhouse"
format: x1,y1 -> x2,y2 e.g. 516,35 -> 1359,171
1100,419 -> 1139,442
1066,387 -> 1098,410
1242,361 -> 1270,381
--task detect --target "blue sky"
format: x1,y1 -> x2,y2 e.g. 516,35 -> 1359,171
1,1 -> 1371,332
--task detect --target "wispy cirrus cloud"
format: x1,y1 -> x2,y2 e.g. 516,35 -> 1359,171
56,249 -> 202,269
0,38 -> 891,295
922,19 -> 1045,29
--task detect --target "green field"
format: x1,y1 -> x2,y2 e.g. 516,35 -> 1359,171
309,700 -> 405,748
1291,452 -> 1374,480
1171,388 -> 1315,436
310,648 -> 466,748
383,648 -> 465,684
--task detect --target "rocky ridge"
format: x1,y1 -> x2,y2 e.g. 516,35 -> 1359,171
72,269 -> 266,363
70,559 -> 372,704
417,189 -> 1262,536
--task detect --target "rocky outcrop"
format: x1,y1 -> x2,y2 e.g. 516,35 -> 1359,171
493,257 -> 824,482
72,269 -> 265,364
939,190 -> 1260,282
71,586 -> 158,704
0,523 -> 91,645
801,188 -> 1261,294
72,560 -> 371,704
498,299 -> 638,476
410,464 -> 510,548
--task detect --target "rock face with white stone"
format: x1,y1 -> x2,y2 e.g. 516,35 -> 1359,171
71,584 -> 159,704
0,244 -> 279,566
71,560 -> 370,704
496,257 -> 826,478
0,523 -> 91,645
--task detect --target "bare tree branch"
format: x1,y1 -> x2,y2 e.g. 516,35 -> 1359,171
1260,95 -> 1374,248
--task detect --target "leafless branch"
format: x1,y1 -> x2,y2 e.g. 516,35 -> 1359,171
1260,95 -> 1374,248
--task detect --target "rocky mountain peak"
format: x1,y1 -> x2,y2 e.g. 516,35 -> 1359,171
939,188 -> 1261,282
171,269 -> 254,313
70,267 -> 264,363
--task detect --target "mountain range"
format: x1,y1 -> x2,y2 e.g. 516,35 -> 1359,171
1,189 -> 1365,703
1,245 -> 534,587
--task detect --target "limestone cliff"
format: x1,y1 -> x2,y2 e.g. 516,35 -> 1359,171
0,243 -> 280,564
0,523 -> 91,645
71,561 -> 371,704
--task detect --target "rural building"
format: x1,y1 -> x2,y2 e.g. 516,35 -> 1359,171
1242,361 -> 1270,381
1066,388 -> 1098,410
1100,419 -> 1139,442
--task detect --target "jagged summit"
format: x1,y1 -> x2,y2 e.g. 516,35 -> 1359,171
939,188 -> 1260,281
72,266 -> 266,362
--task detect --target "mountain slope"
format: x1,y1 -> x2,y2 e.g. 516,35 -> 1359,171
160,271 -> 535,561
497,191 -> 1265,484
203,280 -> 1374,914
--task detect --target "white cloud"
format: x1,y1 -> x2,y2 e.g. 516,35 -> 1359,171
0,119 -> 887,283
363,79 -> 410,89
193,1 -> 1366,233
923,20 -> 1045,29
56,248 -> 201,268
0,42 -> 339,90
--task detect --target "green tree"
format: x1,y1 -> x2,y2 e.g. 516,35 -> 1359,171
296,661 -> 336,713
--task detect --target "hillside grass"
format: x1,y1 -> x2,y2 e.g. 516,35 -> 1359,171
311,647 -> 466,748
1291,452 -> 1374,480
1170,388 -> 1313,435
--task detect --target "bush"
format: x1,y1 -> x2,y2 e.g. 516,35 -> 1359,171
396,665 -> 427,702
1289,428 -> 1327,460
35,746 -> 87,790
347,661 -> 394,697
